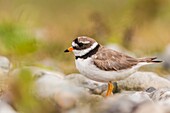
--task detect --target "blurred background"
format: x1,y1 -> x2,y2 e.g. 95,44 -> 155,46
0,0 -> 170,74
1,1 -> 170,113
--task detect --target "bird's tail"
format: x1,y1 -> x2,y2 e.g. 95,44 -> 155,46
138,57 -> 162,63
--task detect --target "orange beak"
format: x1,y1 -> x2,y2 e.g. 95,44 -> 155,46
64,47 -> 74,52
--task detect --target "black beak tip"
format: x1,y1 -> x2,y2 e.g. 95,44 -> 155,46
64,49 -> 69,52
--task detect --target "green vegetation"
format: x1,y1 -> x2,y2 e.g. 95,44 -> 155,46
0,22 -> 37,55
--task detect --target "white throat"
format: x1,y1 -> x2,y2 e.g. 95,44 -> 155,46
73,42 -> 98,57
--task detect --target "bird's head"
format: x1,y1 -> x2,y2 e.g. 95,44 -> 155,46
64,36 -> 99,57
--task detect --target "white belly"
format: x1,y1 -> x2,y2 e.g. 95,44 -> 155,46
75,58 -> 141,82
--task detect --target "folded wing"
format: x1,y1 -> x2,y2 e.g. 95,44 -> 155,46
93,47 -> 139,71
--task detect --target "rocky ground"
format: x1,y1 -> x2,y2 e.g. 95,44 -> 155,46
0,47 -> 170,113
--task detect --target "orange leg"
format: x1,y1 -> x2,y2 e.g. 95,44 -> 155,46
106,81 -> 114,96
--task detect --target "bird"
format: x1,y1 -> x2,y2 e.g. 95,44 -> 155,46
64,36 -> 162,96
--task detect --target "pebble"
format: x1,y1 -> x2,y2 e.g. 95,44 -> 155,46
118,71 -> 170,91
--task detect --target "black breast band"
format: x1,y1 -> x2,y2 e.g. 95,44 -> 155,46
75,44 -> 100,59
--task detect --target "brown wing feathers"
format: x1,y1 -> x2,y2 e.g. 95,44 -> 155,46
93,47 -> 162,71
93,47 -> 139,71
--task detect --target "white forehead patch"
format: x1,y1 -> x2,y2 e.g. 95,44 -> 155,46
72,42 -> 78,47
79,40 -> 90,44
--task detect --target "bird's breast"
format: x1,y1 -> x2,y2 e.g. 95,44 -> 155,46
75,58 -> 137,82
75,58 -> 92,75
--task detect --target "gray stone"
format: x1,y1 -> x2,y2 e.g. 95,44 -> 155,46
145,87 -> 156,93
166,75 -> 170,81
34,73 -> 85,100
0,101 -> 17,113
134,102 -> 168,113
118,71 -> 170,91
28,70 -> 86,106
53,90 -> 78,109
149,88 -> 170,106
34,74 -> 66,98
98,90 -> 154,113
99,95 -> 139,113
128,91 -> 152,103
0,56 -> 11,76
65,74 -> 107,94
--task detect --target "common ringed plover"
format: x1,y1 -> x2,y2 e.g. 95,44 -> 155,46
64,36 -> 162,96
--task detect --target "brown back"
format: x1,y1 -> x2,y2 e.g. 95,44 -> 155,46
92,46 -> 139,71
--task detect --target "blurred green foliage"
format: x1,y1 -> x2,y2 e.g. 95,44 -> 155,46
13,69 -> 37,112
0,22 -> 37,55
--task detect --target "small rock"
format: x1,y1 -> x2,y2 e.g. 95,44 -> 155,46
34,74 -> 66,98
93,84 -> 108,95
99,95 -> 138,113
98,88 -> 170,113
166,75 -> 170,81
0,101 -> 17,113
118,71 -> 170,91
65,74 -> 106,94
53,91 -> 77,110
0,56 -> 11,76
34,73 -> 85,101
149,88 -> 170,106
99,90 -> 155,113
146,87 -> 156,93
128,91 -> 152,103
134,102 -> 168,113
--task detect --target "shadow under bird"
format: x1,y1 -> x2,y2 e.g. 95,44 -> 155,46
64,36 -> 162,96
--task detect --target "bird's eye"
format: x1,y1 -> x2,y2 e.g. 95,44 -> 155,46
78,43 -> 83,47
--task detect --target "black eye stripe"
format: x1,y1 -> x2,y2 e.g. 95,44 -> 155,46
74,38 -> 79,44
78,43 -> 83,47
72,46 -> 77,49
72,46 -> 81,50
74,38 -> 84,47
